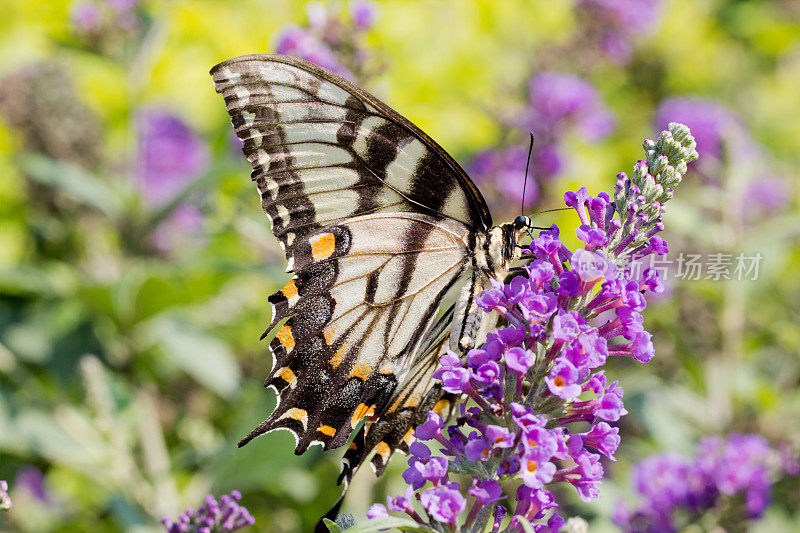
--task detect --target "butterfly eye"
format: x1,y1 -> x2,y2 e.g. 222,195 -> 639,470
513,215 -> 530,228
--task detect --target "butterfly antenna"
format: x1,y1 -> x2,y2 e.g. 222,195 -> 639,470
521,132 -> 535,216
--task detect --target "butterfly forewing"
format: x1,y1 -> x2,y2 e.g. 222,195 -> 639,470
210,53 -> 491,261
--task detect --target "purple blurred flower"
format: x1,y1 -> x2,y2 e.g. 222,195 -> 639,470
617,434 -> 797,532
350,0 -> 379,31
577,0 -> 664,64
275,26 -> 354,79
468,146 -> 540,210
528,72 -> 615,142
654,97 -> 741,162
162,491 -> 254,533
135,109 -> 209,207
743,175 -> 791,220
14,466 -> 48,502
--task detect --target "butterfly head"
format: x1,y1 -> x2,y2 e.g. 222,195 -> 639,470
512,215 -> 535,241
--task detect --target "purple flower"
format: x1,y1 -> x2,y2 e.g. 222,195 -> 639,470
583,422 -> 620,460
571,249 -> 616,282
505,347 -> 534,375
465,434 -> 491,462
387,486 -> 416,514
485,425 -> 515,449
616,433 -> 795,532
468,479 -> 504,505
415,456 -> 449,484
595,379 -> 627,421
520,454 -> 557,490
415,411 -> 444,440
546,359 -> 582,399
135,109 -> 209,207
366,503 -> 389,519
419,485 -> 466,524
162,491 -> 254,532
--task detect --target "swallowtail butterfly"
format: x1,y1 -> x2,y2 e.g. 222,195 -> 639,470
211,53 -> 535,512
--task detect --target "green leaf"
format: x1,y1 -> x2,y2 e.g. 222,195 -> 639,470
16,153 -> 126,217
323,519 -> 344,533
147,317 -> 241,398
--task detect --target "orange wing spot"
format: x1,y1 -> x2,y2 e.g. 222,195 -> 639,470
375,441 -> 391,459
402,428 -> 415,445
310,232 -> 336,260
281,279 -> 299,303
317,425 -> 337,437
351,403 -> 376,427
348,442 -> 358,451
348,363 -> 370,380
277,325 -> 295,351
284,407 -> 308,427
330,346 -> 347,369
433,399 -> 450,414
323,327 -> 336,344
277,367 -> 296,385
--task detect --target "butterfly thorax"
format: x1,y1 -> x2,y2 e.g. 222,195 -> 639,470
473,223 -> 526,279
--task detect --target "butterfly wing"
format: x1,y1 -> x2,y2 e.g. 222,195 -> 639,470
241,212 -> 469,452
210,53 -> 492,257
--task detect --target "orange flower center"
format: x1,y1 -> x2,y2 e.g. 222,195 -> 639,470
526,461 -> 538,473
554,376 -> 565,387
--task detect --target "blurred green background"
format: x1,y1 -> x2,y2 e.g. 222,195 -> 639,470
0,0 -> 798,531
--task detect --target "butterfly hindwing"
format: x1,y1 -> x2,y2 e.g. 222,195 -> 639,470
210,53 -> 492,262
239,213 -> 471,453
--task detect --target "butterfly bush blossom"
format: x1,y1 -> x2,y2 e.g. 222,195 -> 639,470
614,433 -> 799,532
162,491 -> 255,533
359,123 -> 698,532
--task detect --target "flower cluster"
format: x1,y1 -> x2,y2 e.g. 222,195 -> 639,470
361,124 -> 698,532
0,480 -> 11,511
614,434 -> 800,532
275,0 -> 381,82
469,72 -> 614,215
575,0 -> 664,65
162,491 -> 255,533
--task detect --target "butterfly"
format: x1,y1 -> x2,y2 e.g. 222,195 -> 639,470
210,53 -> 535,516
